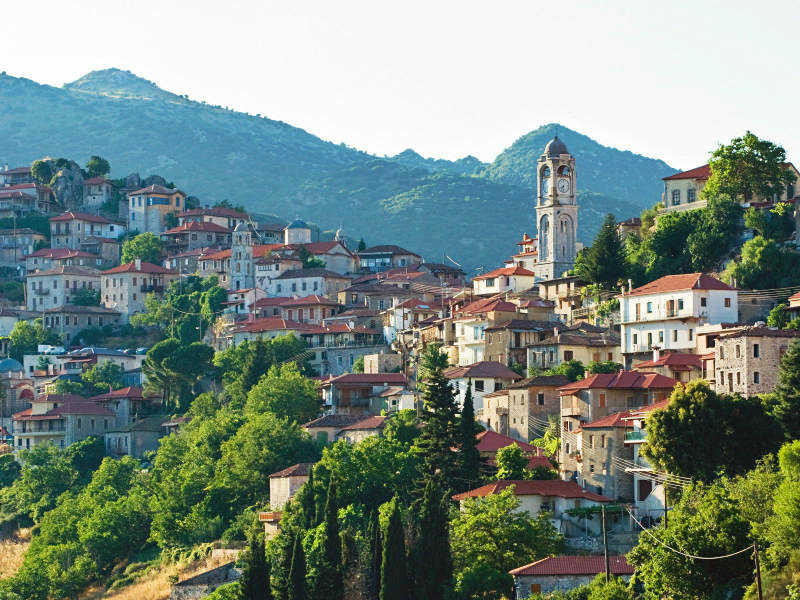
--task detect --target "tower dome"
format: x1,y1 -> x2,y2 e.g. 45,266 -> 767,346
287,219 -> 309,230
544,135 -> 569,158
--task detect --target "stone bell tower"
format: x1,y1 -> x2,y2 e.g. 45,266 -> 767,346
534,135 -> 578,281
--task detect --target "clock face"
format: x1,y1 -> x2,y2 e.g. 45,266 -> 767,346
557,178 -> 570,194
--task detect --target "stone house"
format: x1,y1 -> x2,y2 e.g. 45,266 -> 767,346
127,185 -> 186,234
42,305 -> 122,342
450,296 -> 520,366
632,349 -> 703,383
472,430 -> 553,471
280,295 -> 342,325
79,236 -> 121,265
271,268 -> 351,299
484,320 -> 561,368
358,244 -> 422,272
104,415 -> 165,458
472,265 -> 537,297
713,326 -> 800,395
26,266 -> 101,311
536,276 -> 584,322
82,176 -> 114,208
337,283 -> 418,312
0,228 -> 46,270
575,412 -> 634,500
301,414 -> 364,444
89,386 -> 157,427
363,352 -> 402,374
162,220 -> 231,252
506,375 -> 569,440
320,372 -> 407,415
177,206 -> 250,230
443,361 -> 522,415
100,260 -> 179,321
25,248 -> 110,274
381,297 -> 443,343
527,324 -> 621,371
49,211 -> 124,248
336,415 -> 387,443
510,556 -> 634,599
269,462 -> 313,510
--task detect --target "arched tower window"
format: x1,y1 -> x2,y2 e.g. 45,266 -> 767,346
558,165 -> 570,176
539,215 -> 550,260
540,166 -> 551,198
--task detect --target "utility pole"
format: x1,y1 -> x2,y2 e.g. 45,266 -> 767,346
601,505 -> 610,583
664,489 -> 668,528
754,542 -> 763,600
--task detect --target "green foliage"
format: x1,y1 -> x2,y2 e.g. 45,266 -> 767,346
121,232 -> 164,264
142,338 -> 214,410
380,498 -> 408,600
245,363 -> 321,424
745,205 -> 794,241
8,318 -> 60,362
296,247 -> 326,269
357,238 -> 366,252
723,236 -> 800,289
351,356 -> 364,373
495,444 -> 530,480
85,155 -> 111,177
55,361 -> 125,397
643,380 -> 781,482
765,441 -> 800,564
458,382 -> 482,492
206,582 -> 241,600
382,409 -> 420,445
287,535 -> 308,600
410,476 -> 453,600
533,415 -> 561,460
30,159 -> 53,184
575,214 -> 626,289
768,303 -> 790,329
0,281 -> 24,303
450,487 -> 564,599
628,481 -> 755,599
587,360 -> 624,374
70,287 -> 100,306
544,359 -> 585,382
313,478 -> 342,600
239,518 -> 271,600
0,454 -> 20,488
769,340 -> 800,440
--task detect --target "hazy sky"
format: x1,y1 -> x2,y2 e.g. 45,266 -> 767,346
2,0 -> 797,169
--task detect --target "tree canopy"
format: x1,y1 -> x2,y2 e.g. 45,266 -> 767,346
121,232 -> 164,264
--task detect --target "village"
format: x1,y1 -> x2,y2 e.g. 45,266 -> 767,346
1,130 -> 800,600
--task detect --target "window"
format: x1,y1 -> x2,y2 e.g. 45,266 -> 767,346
632,333 -> 638,345
77,418 -> 82,429
724,297 -> 731,308
537,393 -> 545,406
688,329 -> 694,341
474,380 -> 485,392
736,372 -> 741,385
658,331 -> 664,343
671,189 -> 681,205
672,330 -> 678,342
590,464 -> 595,473
687,188 -> 696,203
735,345 -> 741,358
701,297 -> 707,307
485,277 -> 495,287
754,371 -> 760,384
646,302 -> 653,313
564,350 -> 574,361
565,442 -> 570,454
753,343 -> 760,358
647,332 -> 652,346
599,393 -> 606,408
720,346 -> 725,359
678,299 -> 684,310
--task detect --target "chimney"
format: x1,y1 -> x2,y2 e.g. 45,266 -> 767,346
628,279 -> 633,292
135,258 -> 141,270
652,346 -> 661,362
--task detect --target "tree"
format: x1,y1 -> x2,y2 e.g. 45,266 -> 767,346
586,360 -> 624,374
240,518 -> 271,600
287,535 -> 307,600
30,159 -> 53,185
366,510 -> 382,600
544,359 -> 585,382
8,319 -> 59,362
380,498 -> 408,600
296,246 -> 326,269
85,155 -> 111,178
245,363 -> 321,424
723,235 -> 800,289
70,288 -> 100,306
0,454 -> 21,487
458,382 -> 482,492
767,303 -> 790,329
382,409 -> 421,445
644,380 -> 781,482
628,482 -> 753,599
703,131 -> 797,201
451,486 -> 563,599
314,478 -> 343,600
410,477 -> 452,600
121,232 -> 164,264
357,238 -> 366,252
574,214 -> 626,289
764,441 -> 800,564
352,356 -> 365,373
745,205 -> 794,241
415,344 -> 460,483
770,340 -> 800,440
142,339 -> 214,409
495,444 -> 529,480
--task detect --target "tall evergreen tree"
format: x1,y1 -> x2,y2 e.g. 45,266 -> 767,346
458,381 -> 482,492
287,534 -> 308,600
771,339 -> 800,439
380,499 -> 409,600
313,478 -> 343,600
575,213 -> 626,289
240,338 -> 272,394
410,477 -> 453,600
272,534 -> 294,600
366,510 -> 382,600
416,343 -> 460,482
294,468 -> 316,529
240,519 -> 271,600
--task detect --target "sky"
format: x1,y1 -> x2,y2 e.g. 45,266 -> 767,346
2,0 -> 797,169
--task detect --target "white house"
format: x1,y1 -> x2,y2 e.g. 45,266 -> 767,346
26,266 -> 101,311
617,273 -> 738,366
444,361 -> 522,413
270,268 -> 351,299
472,265 -> 537,297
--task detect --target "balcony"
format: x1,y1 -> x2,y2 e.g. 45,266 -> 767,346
624,430 -> 647,443
17,427 -> 66,435
141,285 -> 165,293
32,288 -> 50,296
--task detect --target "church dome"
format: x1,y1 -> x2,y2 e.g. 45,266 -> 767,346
0,358 -> 23,372
287,219 -> 309,229
544,136 -> 569,157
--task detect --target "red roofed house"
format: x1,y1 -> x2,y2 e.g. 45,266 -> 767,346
474,430 -> 553,471
473,265 -> 537,297
510,555 -> 634,598
82,176 -> 114,208
444,361 -> 522,416
558,371 -> 677,487
101,260 -> 179,320
633,348 -> 703,383
12,393 -> 114,452
661,162 -> 799,214
450,296 -> 522,366
177,206 -> 250,230
483,375 -> 570,440
127,185 -> 186,234
320,373 -> 408,415
49,212 -> 125,248
162,220 -> 231,252
26,266 -> 101,311
25,247 -> 108,274
336,415 -> 388,443
618,273 -> 739,366
89,386 -> 158,427
258,461 -> 315,539
452,479 -> 612,536
357,244 -> 422,273
280,295 -> 343,325
504,233 -> 539,272
382,297 -> 444,343
0,165 -> 34,186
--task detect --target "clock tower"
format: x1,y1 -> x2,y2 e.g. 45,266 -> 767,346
534,135 -> 578,281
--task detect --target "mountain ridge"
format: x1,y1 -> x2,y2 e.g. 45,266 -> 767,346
0,69 -> 677,273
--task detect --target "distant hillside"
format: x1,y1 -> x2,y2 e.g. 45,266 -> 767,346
0,69 -> 677,274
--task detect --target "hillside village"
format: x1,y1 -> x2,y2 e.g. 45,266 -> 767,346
2,130 -> 800,600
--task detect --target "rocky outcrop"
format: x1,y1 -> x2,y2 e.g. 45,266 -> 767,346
32,158 -> 84,209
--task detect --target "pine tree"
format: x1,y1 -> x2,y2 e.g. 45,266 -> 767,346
380,499 -> 408,600
272,534 -> 294,600
287,535 -> 308,600
458,381 -> 482,492
575,213 -> 626,289
240,519 -> 271,600
366,510 -> 382,600
313,479 -> 343,600
416,344 -> 460,482
294,468 -> 316,529
357,238 -> 367,252
771,339 -> 800,439
410,477 -> 453,600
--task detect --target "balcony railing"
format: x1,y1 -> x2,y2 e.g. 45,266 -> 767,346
141,285 -> 165,293
624,430 -> 647,443
18,427 -> 66,435
32,288 -> 50,296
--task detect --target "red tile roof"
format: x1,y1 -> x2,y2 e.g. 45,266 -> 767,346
457,296 -> 518,315
444,361 -> 522,380
49,211 -> 113,224
0,190 -> 35,200
164,221 -> 231,234
580,411 -> 631,429
83,176 -> 112,186
13,398 -> 114,420
89,386 -> 150,401
269,462 -> 314,478
393,298 -> 440,310
625,273 -> 736,297
280,295 -> 341,307
102,261 -> 176,275
337,415 -> 388,431
662,164 -> 711,181
452,480 -> 612,502
634,352 -> 702,369
324,373 -> 407,386
127,184 -> 183,196
252,297 -> 293,308
25,248 -> 96,259
510,555 -> 634,576
473,265 -> 537,281
179,207 -> 249,219
475,430 -> 535,453
558,371 -> 678,394
234,317 -> 309,333
789,291 -> 800,302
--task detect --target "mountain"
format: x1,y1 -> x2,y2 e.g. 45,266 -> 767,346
0,69 -> 677,274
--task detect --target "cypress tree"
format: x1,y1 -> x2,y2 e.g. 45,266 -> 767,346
575,213 -> 626,289
240,519 -> 271,600
410,477 -> 453,600
771,339 -> 800,439
458,381 -> 482,492
380,499 -> 408,600
416,344 -> 460,482
240,338 -> 273,394
272,534 -> 294,600
294,468 -> 316,529
366,510 -> 383,600
287,535 -> 307,600
313,479 -> 343,600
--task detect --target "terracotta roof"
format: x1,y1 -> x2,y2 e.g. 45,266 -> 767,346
510,555 -> 633,576
452,480 -> 612,502
634,352 -> 702,369
483,390 -> 509,399
473,265 -> 537,281
252,297 -> 292,308
627,399 -> 672,417
359,244 -> 421,257
485,319 -> 562,332
458,296 -> 518,315
625,273 -> 736,297
13,397 -> 114,420
338,415 -> 388,431
0,190 -> 35,200
529,331 -> 620,348
102,261 -> 176,275
83,176 -> 112,185
274,268 -> 350,280
128,184 -> 183,196
26,266 -> 100,277
49,211 -> 113,224
323,373 -> 407,386
789,291 -> 800,302
580,411 -> 631,429
507,375 -> 571,389
559,371 -> 678,394
662,164 -> 711,181
269,462 -> 314,478
302,414 -> 364,429
234,317 -> 308,333
285,241 -> 354,256
280,295 -> 341,307
164,221 -> 231,234
516,233 -> 536,245
719,326 -> 800,339
444,361 -> 522,380
89,386 -> 149,401
179,207 -> 249,219
25,248 -> 96,259
475,430 -> 535,453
